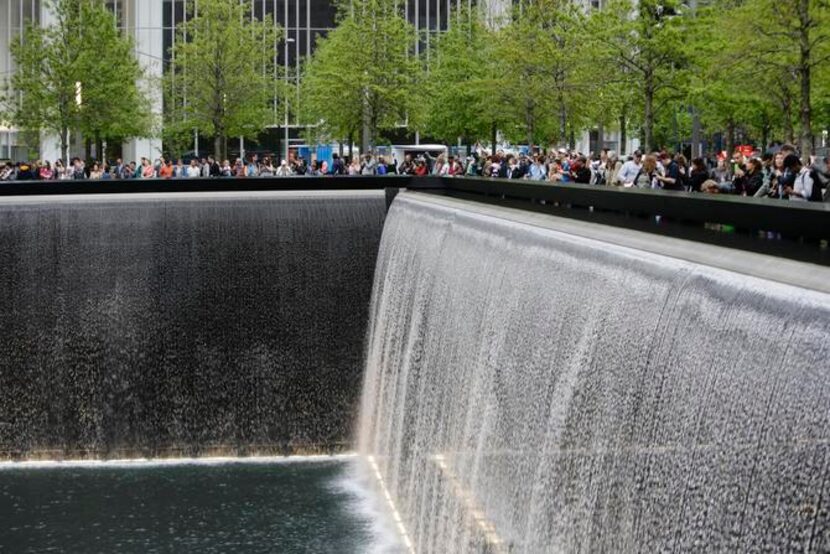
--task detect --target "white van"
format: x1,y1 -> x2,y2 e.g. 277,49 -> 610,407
389,144 -> 448,167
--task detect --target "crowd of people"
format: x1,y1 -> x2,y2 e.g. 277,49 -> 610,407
1,143 -> 828,202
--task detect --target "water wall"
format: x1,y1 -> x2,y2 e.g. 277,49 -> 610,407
0,191 -> 386,460
358,192 -> 830,552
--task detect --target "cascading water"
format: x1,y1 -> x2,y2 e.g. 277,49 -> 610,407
358,192 -> 830,552
0,191 -> 386,460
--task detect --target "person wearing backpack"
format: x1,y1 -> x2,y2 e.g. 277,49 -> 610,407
811,155 -> 830,201
376,156 -> 388,176
331,153 -> 345,175
782,154 -> 821,201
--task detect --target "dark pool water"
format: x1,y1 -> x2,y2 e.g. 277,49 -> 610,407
0,457 -> 392,553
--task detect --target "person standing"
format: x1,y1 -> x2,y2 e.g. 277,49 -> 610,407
604,152 -> 622,186
331,153 -> 345,175
633,154 -> 659,188
89,162 -> 104,180
275,160 -> 293,176
688,158 -> 710,193
782,154 -> 817,201
141,158 -> 155,179
208,156 -> 221,177
361,154 -> 377,175
39,161 -> 54,181
159,159 -> 174,179
113,158 -> 125,179
734,158 -> 763,196
246,157 -> 259,177
617,150 -> 643,186
221,160 -> 232,177
187,159 -> 202,178
655,152 -> 683,191
72,158 -> 86,180
259,157 -> 276,177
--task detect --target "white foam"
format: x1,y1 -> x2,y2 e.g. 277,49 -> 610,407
0,453 -> 356,471
330,458 -> 410,554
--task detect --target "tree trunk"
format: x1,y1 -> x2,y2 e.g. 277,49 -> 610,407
597,121 -> 604,154
619,110 -> 627,156
526,103 -> 534,150
672,110 -> 680,153
84,138 -> 92,162
214,134 -> 224,162
691,107 -> 701,158
725,121 -> 735,157
491,121 -> 497,155
361,91 -> 371,155
559,103 -> 567,148
644,73 -> 654,153
94,132 -> 102,163
798,0 -> 813,163
60,127 -> 69,166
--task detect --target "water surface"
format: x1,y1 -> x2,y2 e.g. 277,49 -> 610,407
0,457 -> 391,553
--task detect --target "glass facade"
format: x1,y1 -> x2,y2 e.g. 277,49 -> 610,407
0,0 -> 40,160
0,0 -> 494,159
159,0 -> 338,130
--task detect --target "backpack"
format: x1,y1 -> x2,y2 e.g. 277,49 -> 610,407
808,170 -> 824,202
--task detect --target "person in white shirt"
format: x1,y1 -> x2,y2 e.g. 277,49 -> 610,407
275,160 -> 293,176
783,154 -> 813,201
616,150 -> 643,185
186,159 -> 201,178
791,167 -> 814,201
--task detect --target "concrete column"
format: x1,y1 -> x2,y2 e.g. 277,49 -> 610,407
34,1 -> 65,163
124,0 -> 163,162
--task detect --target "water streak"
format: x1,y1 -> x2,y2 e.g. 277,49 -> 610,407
0,191 -> 386,460
358,192 -> 830,553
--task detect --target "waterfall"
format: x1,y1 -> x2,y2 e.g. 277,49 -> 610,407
0,191 -> 386,460
358,192 -> 830,552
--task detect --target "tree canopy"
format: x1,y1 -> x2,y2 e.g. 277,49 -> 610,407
301,0 -> 419,151
1,0 -> 151,162
419,8 -> 500,147
4,0 -> 829,159
166,0 -> 281,160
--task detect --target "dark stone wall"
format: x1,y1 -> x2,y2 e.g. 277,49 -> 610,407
0,191 -> 386,460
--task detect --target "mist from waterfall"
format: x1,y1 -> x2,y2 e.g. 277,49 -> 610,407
357,193 -> 830,553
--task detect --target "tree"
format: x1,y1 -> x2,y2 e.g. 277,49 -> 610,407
301,0 -> 419,151
682,1 -> 786,152
166,0 -> 281,161
1,0 -> 151,163
299,18 -> 367,149
590,0 -> 689,152
718,0 -> 830,160
420,8 -> 500,147
494,0 -> 591,147
75,0 -> 152,159
2,3 -> 79,164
